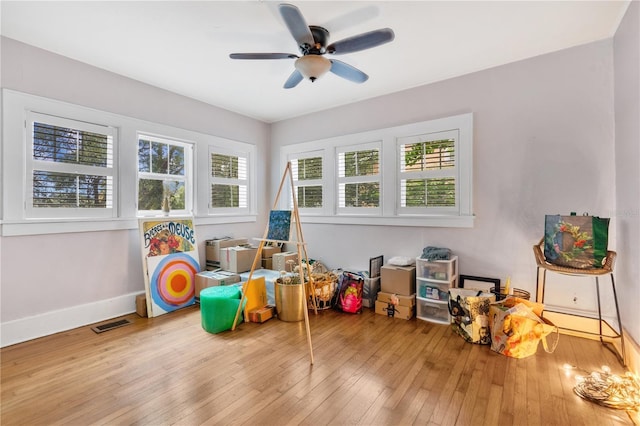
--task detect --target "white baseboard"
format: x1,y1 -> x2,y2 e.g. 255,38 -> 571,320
0,292 -> 143,348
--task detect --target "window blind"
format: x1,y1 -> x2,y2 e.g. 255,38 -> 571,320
32,121 -> 113,209
291,156 -> 323,208
337,147 -> 380,208
400,138 -> 456,208
210,152 -> 247,209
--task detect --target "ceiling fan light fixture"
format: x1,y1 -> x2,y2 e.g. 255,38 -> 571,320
294,55 -> 331,82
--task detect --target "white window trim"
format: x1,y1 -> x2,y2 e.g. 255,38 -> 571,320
207,144 -> 254,216
1,89 -> 257,236
280,113 -> 474,228
137,132 -> 194,218
26,111 -> 118,220
336,140 -> 382,216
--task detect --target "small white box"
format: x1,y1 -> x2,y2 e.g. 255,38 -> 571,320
272,251 -> 298,272
363,277 -> 380,308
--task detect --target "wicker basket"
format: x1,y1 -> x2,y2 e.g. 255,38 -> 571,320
490,286 -> 531,301
308,272 -> 338,310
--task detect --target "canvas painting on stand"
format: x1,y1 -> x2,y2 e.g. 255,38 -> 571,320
267,210 -> 292,242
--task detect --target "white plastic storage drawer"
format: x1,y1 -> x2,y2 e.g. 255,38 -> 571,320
417,298 -> 450,324
415,256 -> 458,281
417,279 -> 449,301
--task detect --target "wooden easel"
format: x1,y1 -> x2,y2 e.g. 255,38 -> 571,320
231,161 -> 316,364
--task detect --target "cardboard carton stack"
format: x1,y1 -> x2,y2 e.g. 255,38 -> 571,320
220,246 -> 259,273
376,264 -> 416,320
261,245 -> 282,269
205,238 -> 249,270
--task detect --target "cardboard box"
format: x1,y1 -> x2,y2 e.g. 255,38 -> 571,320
272,251 -> 298,272
262,258 -> 273,270
136,294 -> 147,317
261,245 -> 281,259
375,300 -> 415,320
205,238 -> 249,270
195,270 -> 241,299
377,291 -> 416,307
220,246 -> 258,273
248,305 -> 275,323
380,265 -> 416,295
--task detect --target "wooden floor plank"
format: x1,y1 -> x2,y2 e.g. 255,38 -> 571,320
0,307 -> 633,426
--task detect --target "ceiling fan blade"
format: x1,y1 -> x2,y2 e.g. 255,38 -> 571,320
279,3 -> 315,47
284,69 -> 304,89
230,53 -> 298,60
327,28 -> 395,55
329,59 -> 369,84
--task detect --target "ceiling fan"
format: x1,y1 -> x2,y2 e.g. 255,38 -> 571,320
229,3 -> 395,89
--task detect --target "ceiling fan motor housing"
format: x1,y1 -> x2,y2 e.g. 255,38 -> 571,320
303,26 -> 329,55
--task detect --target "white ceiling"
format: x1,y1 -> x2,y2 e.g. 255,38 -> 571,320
0,1 -> 630,123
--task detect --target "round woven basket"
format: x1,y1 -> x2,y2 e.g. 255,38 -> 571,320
490,286 -> 531,301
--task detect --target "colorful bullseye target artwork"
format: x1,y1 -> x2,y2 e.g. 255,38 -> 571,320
148,253 -> 198,314
139,217 -> 201,317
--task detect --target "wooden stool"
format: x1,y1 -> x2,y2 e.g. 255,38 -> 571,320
533,238 -> 625,365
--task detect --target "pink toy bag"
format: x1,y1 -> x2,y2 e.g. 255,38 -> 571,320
336,271 -> 364,314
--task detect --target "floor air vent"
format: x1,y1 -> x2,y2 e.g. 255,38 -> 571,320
91,318 -> 132,334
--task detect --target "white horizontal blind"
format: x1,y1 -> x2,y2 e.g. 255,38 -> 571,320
27,112 -> 116,218
337,142 -> 381,214
137,134 -> 192,216
209,146 -> 250,214
398,131 -> 458,213
290,155 -> 323,209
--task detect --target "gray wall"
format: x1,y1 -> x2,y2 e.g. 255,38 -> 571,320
614,1 -> 640,350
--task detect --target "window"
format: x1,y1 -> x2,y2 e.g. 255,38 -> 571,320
209,147 -> 249,214
3,90 -> 259,236
26,112 -> 116,219
279,113 -> 473,227
398,132 -> 458,213
137,134 -> 193,216
337,142 -> 381,214
290,153 -> 323,209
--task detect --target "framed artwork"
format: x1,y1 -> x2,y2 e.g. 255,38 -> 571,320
139,217 -> 200,317
369,255 -> 384,278
459,275 -> 500,293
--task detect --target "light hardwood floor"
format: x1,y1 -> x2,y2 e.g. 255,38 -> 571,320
1,306 -> 634,425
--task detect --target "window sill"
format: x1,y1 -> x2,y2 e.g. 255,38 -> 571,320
297,214 -> 475,228
0,214 -> 258,236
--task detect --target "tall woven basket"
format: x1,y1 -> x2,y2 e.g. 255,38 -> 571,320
308,272 -> 338,310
